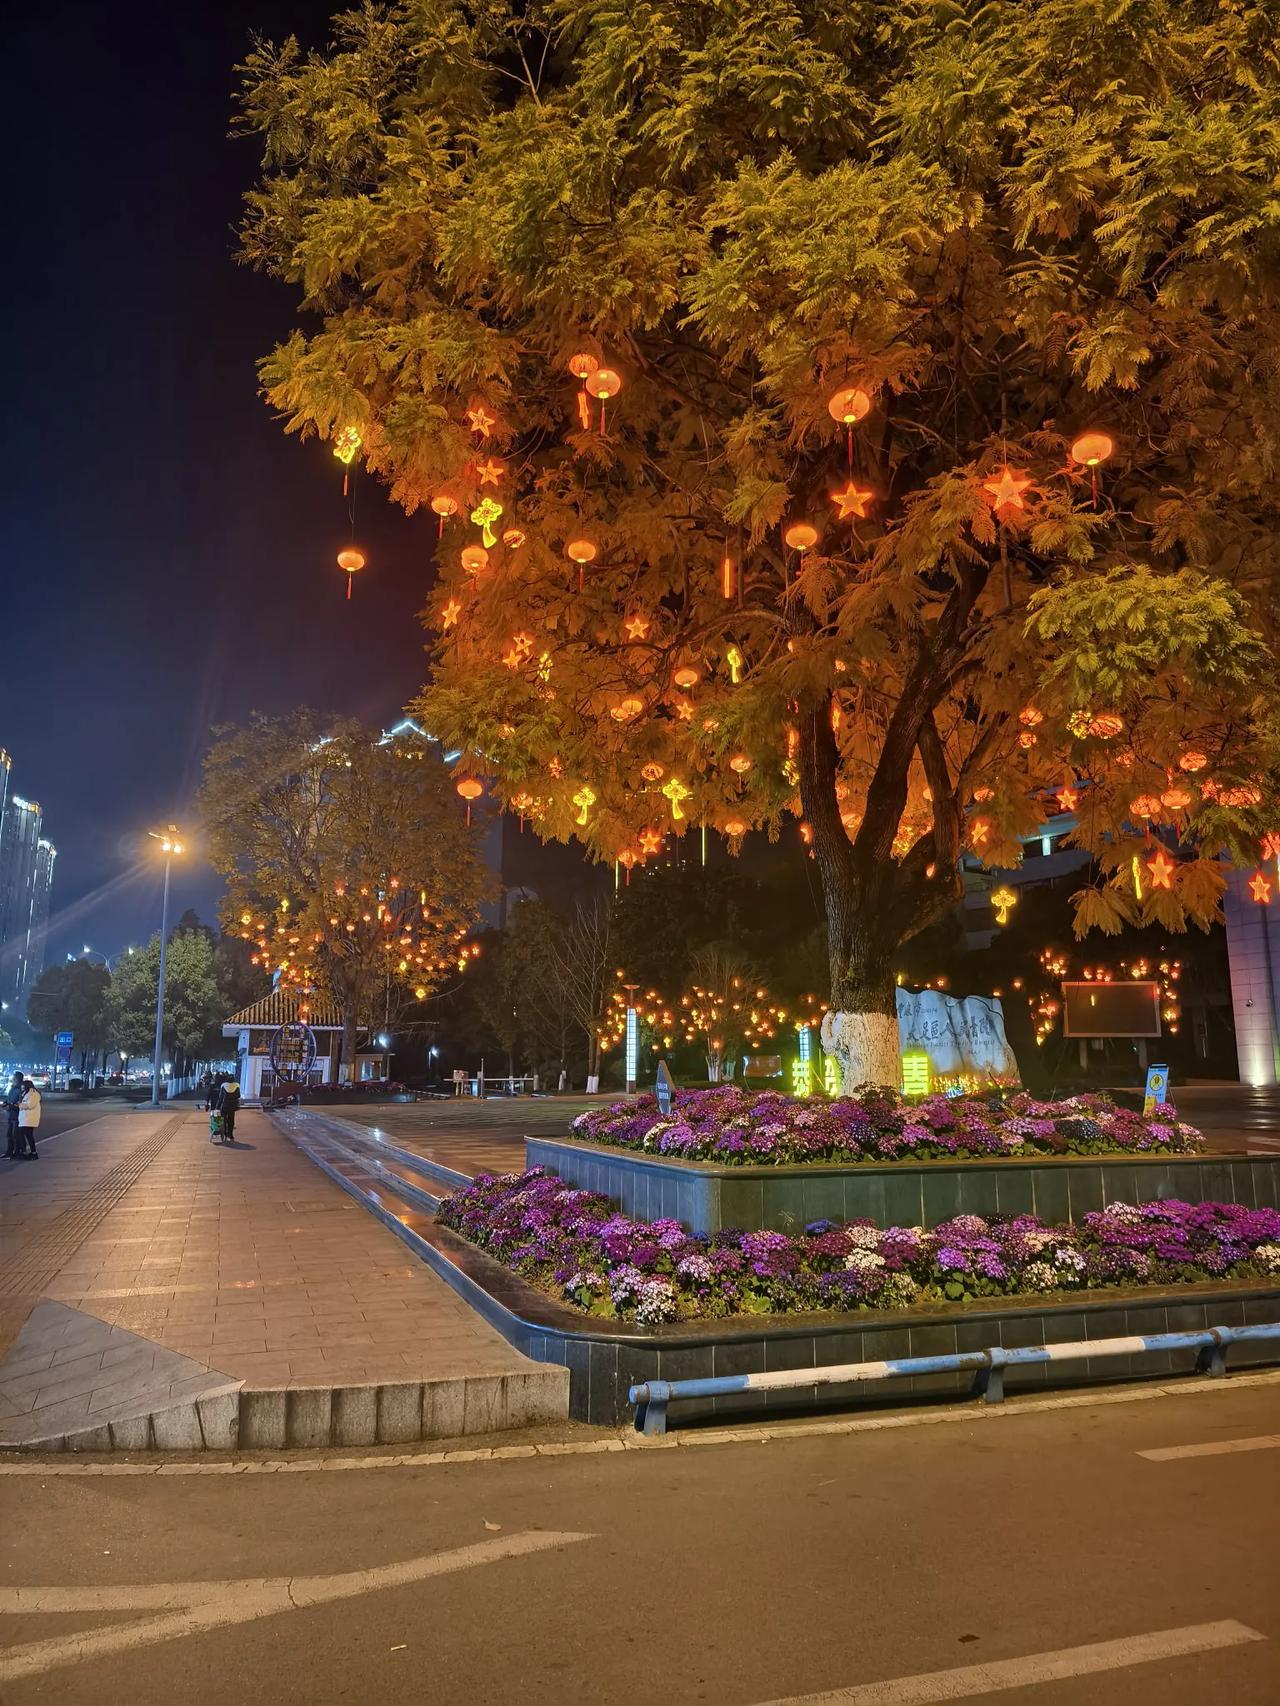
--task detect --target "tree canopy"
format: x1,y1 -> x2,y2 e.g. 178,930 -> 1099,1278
27,959 -> 111,1054
238,0 -> 1280,1083
198,711 -> 490,1068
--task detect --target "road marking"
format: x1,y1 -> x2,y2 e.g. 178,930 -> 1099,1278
1138,1433 -> 1280,1461
758,1620 -> 1265,1704
1,1369 -> 1278,1475
0,1529 -> 591,1681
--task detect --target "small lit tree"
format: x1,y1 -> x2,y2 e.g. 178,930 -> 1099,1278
239,2 -> 1280,1087
678,945 -> 783,1083
199,712 -> 489,1076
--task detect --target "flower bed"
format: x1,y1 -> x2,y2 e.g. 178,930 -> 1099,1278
438,1168 -> 1280,1327
569,1085 -> 1202,1166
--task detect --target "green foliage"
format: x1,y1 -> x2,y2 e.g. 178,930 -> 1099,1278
238,0 -> 1280,995
105,932 -> 223,1062
27,961 -> 111,1052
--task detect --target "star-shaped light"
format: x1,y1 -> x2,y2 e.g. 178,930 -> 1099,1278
674,698 -> 694,722
638,828 -> 663,856
831,482 -> 875,521
1249,868 -> 1273,904
475,457 -> 505,485
1057,786 -> 1079,813
440,599 -> 462,630
465,405 -> 495,438
983,467 -> 1033,512
624,614 -> 651,641
1146,848 -> 1175,890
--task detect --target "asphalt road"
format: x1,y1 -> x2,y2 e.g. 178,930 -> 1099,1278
1,1381 -> 1277,1704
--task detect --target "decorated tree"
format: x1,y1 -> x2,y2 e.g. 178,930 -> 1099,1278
239,0 -> 1280,1087
198,713 -> 489,1074
678,944 -> 783,1083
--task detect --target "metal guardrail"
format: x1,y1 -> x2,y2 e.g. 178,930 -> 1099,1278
628,1322 -> 1280,1435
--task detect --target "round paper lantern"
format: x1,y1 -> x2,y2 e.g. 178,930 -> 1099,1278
502,528 -> 526,549
430,494 -> 458,519
641,762 -> 665,782
568,353 -> 599,379
566,539 -> 598,565
672,665 -> 700,689
729,754 -> 752,775
784,521 -> 819,553
610,697 -> 643,723
585,369 -> 622,400
1130,795 -> 1162,819
456,778 -> 483,802
460,544 -> 489,575
1070,432 -> 1113,467
725,818 -> 746,838
827,386 -> 871,425
1178,750 -> 1208,772
336,547 -> 365,600
1160,785 -> 1193,812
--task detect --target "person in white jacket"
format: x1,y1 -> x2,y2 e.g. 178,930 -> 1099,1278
17,1079 -> 41,1158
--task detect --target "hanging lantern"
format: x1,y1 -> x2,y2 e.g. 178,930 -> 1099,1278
610,696 -> 644,723
1070,431 -> 1113,506
1261,831 -> 1280,860
585,368 -> 622,431
336,547 -> 365,600
474,457 -> 505,486
729,754 -> 753,775
430,494 -> 459,539
641,762 -> 665,783
569,353 -> 599,380
1178,749 -> 1208,772
826,385 -> 871,426
456,777 -> 483,825
784,521 -> 819,553
673,665 -> 700,690
332,426 -> 362,495
724,818 -> 746,839
460,544 -> 489,575
1220,783 -> 1263,807
1130,794 -> 1162,819
1160,785 -> 1193,812
465,404 -> 495,438
502,528 -> 526,549
1018,706 -> 1044,728
1018,729 -> 1038,750
567,538 -> 598,590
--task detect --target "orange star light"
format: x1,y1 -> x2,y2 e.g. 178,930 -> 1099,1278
831,483 -> 875,521
441,599 -> 462,630
639,828 -> 663,856
465,405 -> 495,438
624,614 -> 651,641
475,457 -> 505,485
1146,848 -> 1175,890
1249,869 -> 1273,904
1057,786 -> 1079,813
674,698 -> 695,722
983,467 -> 1033,512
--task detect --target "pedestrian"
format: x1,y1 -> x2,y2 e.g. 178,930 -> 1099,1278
4,1069 -> 23,1158
17,1078 -> 41,1159
215,1076 -> 241,1143
199,1070 -> 214,1111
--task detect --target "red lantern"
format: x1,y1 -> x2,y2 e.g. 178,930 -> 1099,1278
1130,794 -> 1162,820
430,494 -> 459,539
336,547 -> 365,600
460,544 -> 489,575
784,521 -> 819,553
827,385 -> 871,425
568,353 -> 599,380
584,368 -> 622,432
1160,785 -> 1193,812
673,665 -> 700,689
1070,431 -> 1113,506
456,777 -> 483,825
567,538 -> 597,589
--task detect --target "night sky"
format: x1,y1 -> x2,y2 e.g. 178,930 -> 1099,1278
5,2 -> 433,966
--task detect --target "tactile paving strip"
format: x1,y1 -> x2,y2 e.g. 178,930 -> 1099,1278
0,1116 -> 186,1300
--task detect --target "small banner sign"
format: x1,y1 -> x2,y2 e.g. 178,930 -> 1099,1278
654,1059 -> 676,1116
1142,1064 -> 1170,1115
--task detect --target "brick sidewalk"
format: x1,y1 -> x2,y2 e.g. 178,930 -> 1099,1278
327,1094 -> 594,1178
2,1107 -> 532,1390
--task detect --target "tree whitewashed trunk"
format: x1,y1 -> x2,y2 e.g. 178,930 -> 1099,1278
820,1008 -> 902,1094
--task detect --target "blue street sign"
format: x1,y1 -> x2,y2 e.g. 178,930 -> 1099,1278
55,1031 -> 74,1047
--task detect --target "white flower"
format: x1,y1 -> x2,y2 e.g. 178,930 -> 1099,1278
846,1225 -> 880,1250
844,1249 -> 886,1273
1254,1243 -> 1280,1274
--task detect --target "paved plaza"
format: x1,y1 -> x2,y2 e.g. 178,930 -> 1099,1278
0,1104 -> 557,1450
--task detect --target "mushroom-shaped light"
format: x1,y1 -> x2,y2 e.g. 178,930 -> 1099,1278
729,754 -> 753,775
784,521 -> 819,553
430,494 -> 459,520
1070,431 -> 1113,468
460,544 -> 489,575
827,386 -> 872,425
585,369 -> 622,400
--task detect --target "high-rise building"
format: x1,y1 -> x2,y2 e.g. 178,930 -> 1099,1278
0,756 -> 57,1010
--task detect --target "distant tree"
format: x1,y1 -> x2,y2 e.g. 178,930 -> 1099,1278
198,712 -> 491,1076
27,960 -> 111,1064
545,896 -> 616,1085
678,944 -> 781,1083
105,931 -> 222,1071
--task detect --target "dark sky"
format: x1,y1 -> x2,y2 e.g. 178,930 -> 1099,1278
4,2 -> 432,966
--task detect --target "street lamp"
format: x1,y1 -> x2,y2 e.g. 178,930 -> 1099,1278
147,826 -> 185,1107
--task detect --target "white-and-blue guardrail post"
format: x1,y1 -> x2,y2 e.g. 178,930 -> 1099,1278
628,1321 -> 1280,1435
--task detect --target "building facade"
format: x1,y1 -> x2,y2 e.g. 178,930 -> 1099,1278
0,749 -> 57,1011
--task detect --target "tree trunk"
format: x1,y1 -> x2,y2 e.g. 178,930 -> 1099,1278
340,1009 -> 358,1081
706,1044 -> 722,1084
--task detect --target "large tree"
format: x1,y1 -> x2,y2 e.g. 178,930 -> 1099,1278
27,960 -> 111,1064
198,712 -> 490,1074
238,0 -> 1280,1087
105,931 -> 223,1069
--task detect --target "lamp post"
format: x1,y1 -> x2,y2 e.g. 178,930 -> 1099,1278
147,826 -> 185,1107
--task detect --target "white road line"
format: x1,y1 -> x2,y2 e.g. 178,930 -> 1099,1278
758,1620 -> 1265,1705
0,1529 -> 591,1682
1138,1433 -> 1280,1461
2,1369 -> 1279,1475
